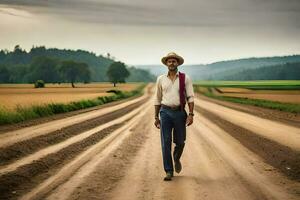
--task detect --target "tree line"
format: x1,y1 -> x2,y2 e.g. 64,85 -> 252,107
0,45 -> 155,84
0,55 -> 134,88
0,56 -> 91,87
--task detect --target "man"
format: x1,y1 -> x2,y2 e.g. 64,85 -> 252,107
153,52 -> 195,181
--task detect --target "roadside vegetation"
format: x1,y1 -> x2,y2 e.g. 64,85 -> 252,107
194,81 -> 300,113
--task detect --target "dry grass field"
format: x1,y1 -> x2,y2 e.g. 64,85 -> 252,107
0,83 -> 141,111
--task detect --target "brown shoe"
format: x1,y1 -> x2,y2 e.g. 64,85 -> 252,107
174,159 -> 182,173
163,172 -> 173,181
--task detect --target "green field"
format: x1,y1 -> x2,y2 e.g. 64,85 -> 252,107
195,80 -> 300,90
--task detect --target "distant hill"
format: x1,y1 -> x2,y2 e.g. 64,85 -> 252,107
0,45 -> 155,83
221,62 -> 300,80
136,55 -> 300,80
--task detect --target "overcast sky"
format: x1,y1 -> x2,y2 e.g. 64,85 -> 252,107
0,0 -> 300,65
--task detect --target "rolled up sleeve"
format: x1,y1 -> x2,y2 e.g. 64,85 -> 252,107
185,75 -> 194,103
154,76 -> 162,105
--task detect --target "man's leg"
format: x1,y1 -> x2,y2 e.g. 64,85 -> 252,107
173,110 -> 187,173
173,140 -> 185,161
159,108 -> 174,174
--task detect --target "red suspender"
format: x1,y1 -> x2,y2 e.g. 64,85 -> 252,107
178,71 -> 186,111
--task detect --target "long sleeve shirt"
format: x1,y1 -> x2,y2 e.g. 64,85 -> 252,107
153,71 -> 194,106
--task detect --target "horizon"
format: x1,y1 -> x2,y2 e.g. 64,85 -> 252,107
1,45 -> 300,66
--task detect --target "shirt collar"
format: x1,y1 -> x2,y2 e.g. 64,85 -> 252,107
167,70 -> 179,77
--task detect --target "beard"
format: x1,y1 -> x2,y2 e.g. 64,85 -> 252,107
168,65 -> 177,71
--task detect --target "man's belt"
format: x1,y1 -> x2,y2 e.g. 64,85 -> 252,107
161,104 -> 181,111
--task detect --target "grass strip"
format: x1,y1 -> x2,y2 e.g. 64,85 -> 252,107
195,80 -> 300,90
194,85 -> 300,114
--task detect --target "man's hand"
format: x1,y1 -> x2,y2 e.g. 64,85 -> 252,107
154,118 -> 161,129
186,115 -> 193,126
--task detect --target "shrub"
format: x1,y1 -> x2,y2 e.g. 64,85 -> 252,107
34,80 -> 45,88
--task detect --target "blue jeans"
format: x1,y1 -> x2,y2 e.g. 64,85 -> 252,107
159,107 -> 187,173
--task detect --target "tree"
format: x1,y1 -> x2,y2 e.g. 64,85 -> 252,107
14,45 -> 22,52
106,61 -> 130,87
9,64 -> 29,83
29,56 -> 60,83
59,60 -> 91,87
0,50 -> 6,63
77,62 -> 91,83
0,65 -> 10,83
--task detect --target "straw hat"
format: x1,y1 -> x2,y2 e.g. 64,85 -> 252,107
161,52 -> 184,66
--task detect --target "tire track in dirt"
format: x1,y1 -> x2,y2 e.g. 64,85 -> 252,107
0,102 -> 148,175
0,85 -> 155,199
108,113 -> 297,199
71,103 -> 298,200
194,98 -> 300,151
192,113 -> 299,199
195,93 -> 300,128
42,103 -> 153,200
0,97 -> 148,167
20,102 -> 153,200
61,102 -> 299,200
0,123 -> 125,200
195,104 -> 300,180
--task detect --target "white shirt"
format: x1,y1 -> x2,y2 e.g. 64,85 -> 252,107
153,71 -> 194,106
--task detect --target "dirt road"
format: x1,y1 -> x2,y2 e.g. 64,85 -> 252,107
0,83 -> 299,200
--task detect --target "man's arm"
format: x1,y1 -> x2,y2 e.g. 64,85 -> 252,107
185,75 -> 195,126
185,75 -> 195,114
187,102 -> 194,115
154,77 -> 162,128
155,105 -> 161,119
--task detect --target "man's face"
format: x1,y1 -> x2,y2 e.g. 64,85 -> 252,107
166,58 -> 178,71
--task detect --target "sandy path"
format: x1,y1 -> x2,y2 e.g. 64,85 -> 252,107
39,98 -> 299,200
0,84 -> 151,148
3,87 -> 298,200
105,109 -> 298,200
20,101 -> 153,200
0,101 -> 147,175
43,102 -> 153,200
194,98 -> 300,151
